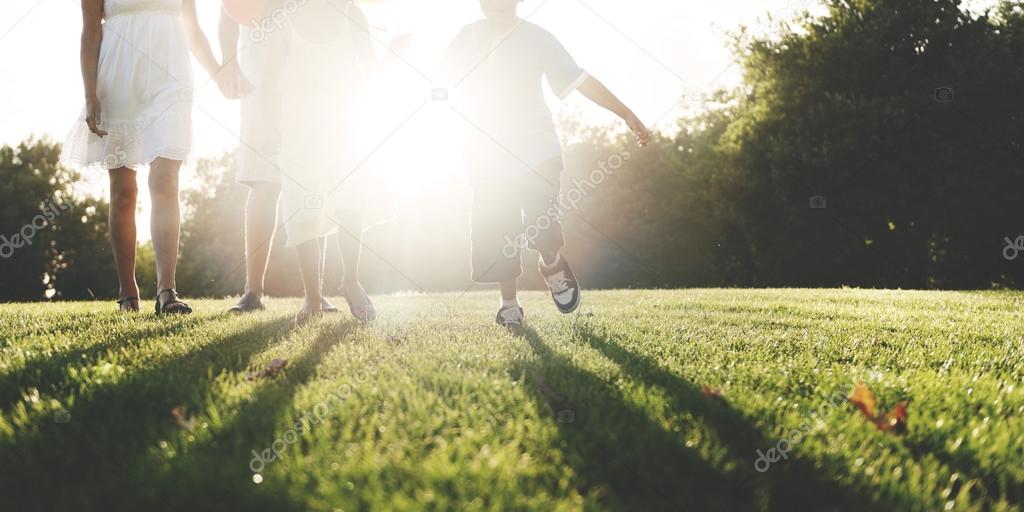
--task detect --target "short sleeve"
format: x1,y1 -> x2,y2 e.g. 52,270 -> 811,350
539,29 -> 588,100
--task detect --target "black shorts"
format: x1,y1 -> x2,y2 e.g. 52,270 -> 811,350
470,158 -> 566,283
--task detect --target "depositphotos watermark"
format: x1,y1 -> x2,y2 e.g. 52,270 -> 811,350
76,146 -> 130,188
1003,236 -> 1024,261
0,195 -> 76,259
501,148 -> 632,258
248,0 -> 310,43
249,383 -> 353,476
754,389 -> 848,473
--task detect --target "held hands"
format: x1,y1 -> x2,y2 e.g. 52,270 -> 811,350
215,60 -> 255,99
85,95 -> 108,137
625,113 -> 652,147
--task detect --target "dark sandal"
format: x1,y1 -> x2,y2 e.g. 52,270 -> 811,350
117,297 -> 140,312
156,288 -> 193,316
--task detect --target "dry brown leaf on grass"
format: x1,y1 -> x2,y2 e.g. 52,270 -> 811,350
702,385 -> 725,401
876,401 -> 908,434
848,382 -> 908,434
170,405 -> 192,431
247,358 -> 289,381
849,382 -> 878,417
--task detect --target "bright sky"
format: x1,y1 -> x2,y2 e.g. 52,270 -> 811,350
1,0 -> 815,157
0,0 -> 999,238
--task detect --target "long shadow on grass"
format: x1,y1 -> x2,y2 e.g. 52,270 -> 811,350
516,326 -> 747,511
0,315 -> 220,409
574,323 -> 912,511
905,436 -> 1023,507
142,318 -> 362,511
0,315 -> 297,512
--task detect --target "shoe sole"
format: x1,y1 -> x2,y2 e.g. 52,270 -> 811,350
228,306 -> 265,314
557,294 -> 581,313
543,261 -> 582,315
553,279 -> 582,315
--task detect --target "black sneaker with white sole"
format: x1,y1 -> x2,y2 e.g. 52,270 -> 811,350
539,254 -> 581,314
496,305 -> 525,331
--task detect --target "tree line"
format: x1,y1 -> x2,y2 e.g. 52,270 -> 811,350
1,0 -> 1021,300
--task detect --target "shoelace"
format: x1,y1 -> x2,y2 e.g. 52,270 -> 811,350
547,271 -> 572,293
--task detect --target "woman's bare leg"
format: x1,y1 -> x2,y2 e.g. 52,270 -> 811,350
148,158 -> 183,294
108,167 -> 140,302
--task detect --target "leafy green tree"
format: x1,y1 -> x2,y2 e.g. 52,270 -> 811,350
0,139 -> 113,300
693,0 -> 1024,288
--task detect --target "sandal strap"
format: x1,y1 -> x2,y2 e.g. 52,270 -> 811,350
156,289 -> 192,313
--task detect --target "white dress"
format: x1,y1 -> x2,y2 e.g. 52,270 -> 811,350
278,0 -> 393,248
61,0 -> 193,170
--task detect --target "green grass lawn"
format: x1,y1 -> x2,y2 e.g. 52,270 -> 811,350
1,289 -> 1023,511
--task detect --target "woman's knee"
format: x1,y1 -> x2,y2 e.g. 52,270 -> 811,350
109,173 -> 138,210
148,171 -> 180,197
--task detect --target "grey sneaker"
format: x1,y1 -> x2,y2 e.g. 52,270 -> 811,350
539,254 -> 581,314
321,297 -> 341,314
496,305 -> 525,331
228,293 -> 266,314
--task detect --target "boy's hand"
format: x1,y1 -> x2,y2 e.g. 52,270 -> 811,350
215,60 -> 253,99
625,113 -> 652,147
215,64 -> 239,99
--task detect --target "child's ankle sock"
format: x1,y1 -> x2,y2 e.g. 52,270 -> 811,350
501,297 -> 521,309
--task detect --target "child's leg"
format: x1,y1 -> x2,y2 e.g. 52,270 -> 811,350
537,246 -> 559,267
471,184 -> 527,288
521,160 -> 565,265
334,210 -> 363,289
522,159 -> 580,314
470,178 -> 527,327
296,239 -> 323,312
316,236 -> 340,311
333,210 -> 374,318
241,182 -> 281,299
500,278 -> 518,303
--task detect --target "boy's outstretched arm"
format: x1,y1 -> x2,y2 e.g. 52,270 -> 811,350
577,76 -> 652,146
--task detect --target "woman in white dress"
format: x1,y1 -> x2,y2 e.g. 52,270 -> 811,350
63,0 -> 232,313
282,0 -> 394,323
